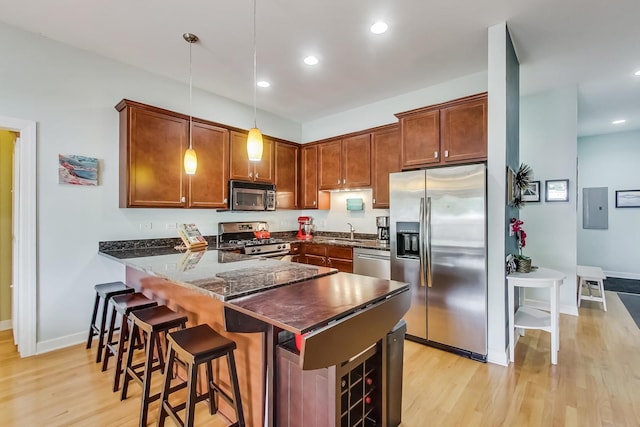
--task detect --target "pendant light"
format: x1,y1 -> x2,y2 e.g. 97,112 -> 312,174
183,33 -> 198,175
247,0 -> 264,161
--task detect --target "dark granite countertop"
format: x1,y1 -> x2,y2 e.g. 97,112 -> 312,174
99,247 -> 337,301
301,236 -> 390,251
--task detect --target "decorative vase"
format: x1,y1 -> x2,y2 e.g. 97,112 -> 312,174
515,257 -> 532,273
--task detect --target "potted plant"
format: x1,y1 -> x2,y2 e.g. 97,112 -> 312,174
510,218 -> 532,272
511,163 -> 533,209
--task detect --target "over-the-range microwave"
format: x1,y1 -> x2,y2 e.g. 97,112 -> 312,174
228,180 -> 276,211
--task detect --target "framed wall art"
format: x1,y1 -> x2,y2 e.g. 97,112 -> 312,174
545,179 -> 569,202
521,181 -> 540,202
506,167 -> 515,205
615,190 -> 640,208
58,154 -> 98,186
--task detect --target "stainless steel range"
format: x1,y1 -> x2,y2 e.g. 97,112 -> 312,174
217,221 -> 291,257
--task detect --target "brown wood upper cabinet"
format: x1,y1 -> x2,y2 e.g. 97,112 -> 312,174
396,93 -> 487,169
318,134 -> 371,190
229,130 -> 274,183
300,145 -> 330,210
274,141 -> 298,209
116,99 -> 229,208
371,126 -> 401,209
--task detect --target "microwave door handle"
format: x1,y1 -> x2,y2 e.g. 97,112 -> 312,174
426,196 -> 432,288
419,197 -> 426,287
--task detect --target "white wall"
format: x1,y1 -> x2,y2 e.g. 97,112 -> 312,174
577,130 -> 640,279
302,72 -> 487,142
520,87 -> 579,315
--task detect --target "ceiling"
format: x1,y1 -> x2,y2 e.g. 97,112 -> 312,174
1,0 -> 639,137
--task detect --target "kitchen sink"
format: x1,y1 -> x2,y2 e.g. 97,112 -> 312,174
323,238 -> 362,245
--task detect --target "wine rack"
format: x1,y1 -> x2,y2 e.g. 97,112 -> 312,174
276,320 -> 406,427
339,346 -> 381,427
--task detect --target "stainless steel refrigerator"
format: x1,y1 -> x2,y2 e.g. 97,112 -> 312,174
390,163 -> 487,360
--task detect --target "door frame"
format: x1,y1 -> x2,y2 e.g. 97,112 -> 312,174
1,116 -> 36,357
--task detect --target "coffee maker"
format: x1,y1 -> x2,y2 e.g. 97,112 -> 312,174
376,216 -> 390,242
297,216 -> 314,240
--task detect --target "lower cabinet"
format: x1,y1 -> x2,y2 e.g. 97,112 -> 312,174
289,242 -> 301,263
301,244 -> 353,273
276,341 -> 382,427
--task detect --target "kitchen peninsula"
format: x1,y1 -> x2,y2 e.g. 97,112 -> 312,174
99,244 -> 410,427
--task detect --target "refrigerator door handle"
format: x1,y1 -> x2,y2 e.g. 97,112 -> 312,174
426,196 -> 433,287
419,197 -> 426,287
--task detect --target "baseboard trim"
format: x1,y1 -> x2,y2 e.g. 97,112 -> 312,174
604,270 -> 640,280
0,319 -> 12,331
36,331 -> 85,355
487,346 -> 509,366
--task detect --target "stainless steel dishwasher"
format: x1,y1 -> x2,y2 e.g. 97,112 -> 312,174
353,247 -> 390,279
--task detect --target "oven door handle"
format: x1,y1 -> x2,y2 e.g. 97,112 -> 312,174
246,250 -> 291,258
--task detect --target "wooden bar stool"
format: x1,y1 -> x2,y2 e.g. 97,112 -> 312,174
157,324 -> 245,427
120,305 -> 188,427
86,281 -> 134,363
102,292 -> 157,392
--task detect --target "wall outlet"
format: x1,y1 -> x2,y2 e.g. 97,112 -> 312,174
140,222 -> 152,230
165,223 -> 177,230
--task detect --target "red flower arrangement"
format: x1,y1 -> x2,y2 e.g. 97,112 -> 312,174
510,218 -> 527,255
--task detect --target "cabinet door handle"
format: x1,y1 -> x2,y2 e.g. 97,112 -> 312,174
313,200 -> 316,205
444,150 -> 449,158
249,172 -> 253,178
434,151 -> 439,158
181,196 -> 186,203
224,198 -> 228,203
337,179 -> 340,184
255,172 -> 259,178
343,179 -> 346,184
373,198 -> 376,204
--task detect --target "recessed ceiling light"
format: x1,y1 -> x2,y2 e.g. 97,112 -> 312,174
370,22 -> 388,34
612,119 -> 626,125
304,56 -> 319,66
257,81 -> 270,88
635,70 -> 640,76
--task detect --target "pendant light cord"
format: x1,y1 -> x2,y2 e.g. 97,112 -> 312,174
189,38 -> 194,150
253,0 -> 257,128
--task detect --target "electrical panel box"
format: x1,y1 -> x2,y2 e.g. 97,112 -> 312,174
583,187 -> 608,229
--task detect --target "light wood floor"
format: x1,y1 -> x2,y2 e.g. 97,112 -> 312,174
1,291 -> 639,426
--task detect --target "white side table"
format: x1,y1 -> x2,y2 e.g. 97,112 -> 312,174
507,268 -> 566,365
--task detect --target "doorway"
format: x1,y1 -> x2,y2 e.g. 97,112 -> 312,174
0,116 -> 37,357
0,130 -> 16,330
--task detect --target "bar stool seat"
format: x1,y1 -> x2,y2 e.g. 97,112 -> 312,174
157,324 -> 245,427
102,292 -> 157,392
120,305 -> 188,427
86,281 -> 134,363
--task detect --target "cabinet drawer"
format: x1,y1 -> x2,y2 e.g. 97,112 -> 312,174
326,245 -> 352,260
305,254 -> 326,266
304,244 -> 327,257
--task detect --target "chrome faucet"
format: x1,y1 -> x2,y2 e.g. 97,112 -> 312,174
347,223 -> 355,240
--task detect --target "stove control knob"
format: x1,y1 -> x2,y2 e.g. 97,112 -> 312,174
251,248 -> 257,253
277,245 -> 282,250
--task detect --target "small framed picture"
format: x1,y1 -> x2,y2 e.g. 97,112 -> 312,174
506,167 -> 515,205
521,181 -> 540,202
615,190 -> 640,208
545,179 -> 569,202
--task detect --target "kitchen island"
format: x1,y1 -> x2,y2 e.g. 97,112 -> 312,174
100,246 -> 410,427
